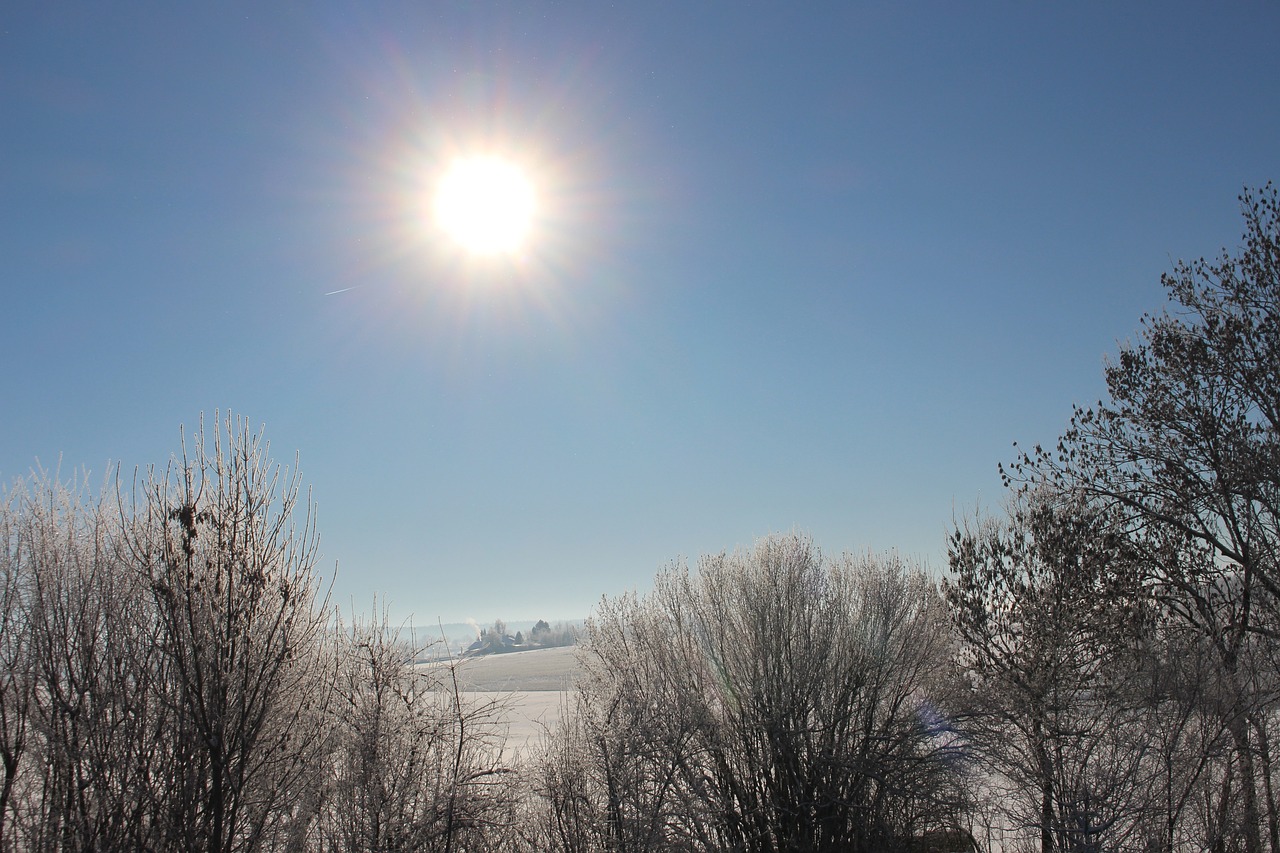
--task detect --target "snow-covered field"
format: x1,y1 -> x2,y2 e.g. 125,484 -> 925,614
449,645 -> 581,691
425,646 -> 582,754
471,690 -> 570,754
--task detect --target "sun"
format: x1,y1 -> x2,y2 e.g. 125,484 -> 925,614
433,156 -> 536,255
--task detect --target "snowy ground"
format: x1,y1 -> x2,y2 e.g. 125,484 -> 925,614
422,646 -> 582,754
448,645 -> 581,691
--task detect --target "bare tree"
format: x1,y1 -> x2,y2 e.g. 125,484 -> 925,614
125,414 -> 334,853
317,610 -> 516,852
947,491 -> 1176,852
537,533 -> 969,852
0,482 -> 32,848
4,474 -> 168,850
1006,184 -> 1280,853
0,417 -> 553,852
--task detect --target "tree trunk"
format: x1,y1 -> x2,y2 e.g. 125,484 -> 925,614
1037,736 -> 1055,853
1252,715 -> 1280,853
1229,707 -> 1264,853
1212,756 -> 1234,853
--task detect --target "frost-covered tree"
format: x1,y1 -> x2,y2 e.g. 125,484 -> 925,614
537,534 -> 969,851
125,414 -> 334,852
318,611 -> 515,852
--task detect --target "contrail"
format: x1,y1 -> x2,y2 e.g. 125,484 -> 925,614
324,286 -> 355,296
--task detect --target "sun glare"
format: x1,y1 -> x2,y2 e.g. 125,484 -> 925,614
433,157 -> 536,255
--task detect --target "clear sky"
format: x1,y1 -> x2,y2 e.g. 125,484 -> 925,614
2,3 -> 1277,624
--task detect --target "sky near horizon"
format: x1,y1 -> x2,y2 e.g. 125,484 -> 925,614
2,3 -> 1277,623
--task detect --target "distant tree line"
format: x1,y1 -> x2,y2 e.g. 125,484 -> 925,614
472,619 -> 580,655
529,619 -> 580,649
2,184 -> 1278,851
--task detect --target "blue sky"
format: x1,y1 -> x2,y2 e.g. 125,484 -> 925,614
2,3 -> 1277,623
